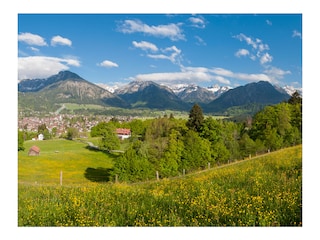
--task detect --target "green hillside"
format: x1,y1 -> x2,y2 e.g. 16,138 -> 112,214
18,145 -> 302,226
18,139 -> 115,185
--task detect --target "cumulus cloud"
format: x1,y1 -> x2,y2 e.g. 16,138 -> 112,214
260,53 -> 273,64
18,32 -> 47,46
51,35 -> 72,47
98,60 -> 119,68
233,33 -> 272,65
147,45 -> 182,65
18,56 -> 80,80
234,33 -> 258,49
188,16 -> 206,28
235,49 -> 250,58
132,41 -> 158,52
118,19 -> 185,41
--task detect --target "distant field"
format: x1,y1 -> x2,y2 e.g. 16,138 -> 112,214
18,139 -> 115,185
63,103 -> 108,110
61,102 -> 226,120
18,144 -> 302,226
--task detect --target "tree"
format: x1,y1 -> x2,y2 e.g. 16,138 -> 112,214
186,103 -> 204,132
182,130 -> 212,171
66,127 -> 79,140
51,127 -> 57,138
37,123 -> 51,139
90,122 -> 109,137
288,91 -> 302,105
98,125 -> 120,152
113,141 -> 154,182
18,130 -> 25,151
159,129 -> 184,177
239,133 -> 256,157
200,117 -> 230,164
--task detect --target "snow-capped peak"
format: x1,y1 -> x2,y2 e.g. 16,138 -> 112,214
282,85 -> 302,96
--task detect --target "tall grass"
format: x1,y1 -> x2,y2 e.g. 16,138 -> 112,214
18,145 -> 302,226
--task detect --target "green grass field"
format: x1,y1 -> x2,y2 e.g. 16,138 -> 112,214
18,139 -> 115,185
18,142 -> 302,226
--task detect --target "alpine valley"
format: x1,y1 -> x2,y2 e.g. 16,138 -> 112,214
18,70 -> 298,116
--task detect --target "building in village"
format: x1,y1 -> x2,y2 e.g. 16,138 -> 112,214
116,128 -> 131,140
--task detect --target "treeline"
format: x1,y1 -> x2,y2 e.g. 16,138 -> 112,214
91,92 -> 302,183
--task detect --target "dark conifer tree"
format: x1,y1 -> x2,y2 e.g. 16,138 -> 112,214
186,103 -> 204,132
288,91 -> 302,105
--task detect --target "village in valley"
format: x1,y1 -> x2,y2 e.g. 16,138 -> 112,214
18,113 -> 133,139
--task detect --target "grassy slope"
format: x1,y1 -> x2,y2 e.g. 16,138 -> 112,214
18,139 -> 115,185
18,145 -> 302,226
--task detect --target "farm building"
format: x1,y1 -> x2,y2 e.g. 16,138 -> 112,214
28,145 -> 40,156
38,133 -> 44,140
116,128 -> 131,140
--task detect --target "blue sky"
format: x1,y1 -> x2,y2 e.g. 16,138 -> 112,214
18,14 -> 302,88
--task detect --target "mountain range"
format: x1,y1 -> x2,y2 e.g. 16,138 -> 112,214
18,70 -> 295,115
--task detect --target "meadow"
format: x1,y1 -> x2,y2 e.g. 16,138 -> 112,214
18,143 -> 302,226
18,139 -> 115,185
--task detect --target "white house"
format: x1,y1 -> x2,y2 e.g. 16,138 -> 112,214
38,133 -> 44,141
116,128 -> 131,140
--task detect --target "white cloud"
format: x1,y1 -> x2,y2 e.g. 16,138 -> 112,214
132,41 -> 158,52
18,32 -> 47,46
147,54 -> 170,60
129,54 -> 293,86
263,66 -> 291,77
131,64 -> 289,86
147,45 -> 182,65
132,66 -> 230,85
234,33 -> 258,49
188,16 -> 206,28
258,43 -> 269,52
131,41 -> 182,65
234,33 -> 272,65
133,71 -> 212,84
51,35 -> 72,47
211,67 -> 234,77
28,46 -> 40,52
118,19 -> 185,41
212,67 -> 272,83
235,49 -> 250,58
18,56 -> 80,80
292,30 -> 302,39
263,66 -> 291,83
98,60 -> 119,68
260,53 -> 273,64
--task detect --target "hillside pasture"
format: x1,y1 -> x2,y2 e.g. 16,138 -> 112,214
18,145 -> 302,226
18,139 -> 115,185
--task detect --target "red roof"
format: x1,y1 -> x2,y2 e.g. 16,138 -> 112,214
116,128 -> 131,135
29,145 -> 40,153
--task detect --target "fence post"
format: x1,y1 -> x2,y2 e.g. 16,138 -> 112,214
183,169 -> 185,176
208,162 -> 211,169
115,174 -> 118,183
60,170 -> 63,186
156,171 -> 159,181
